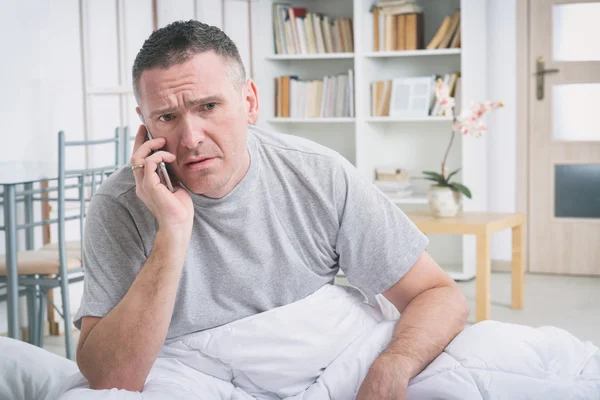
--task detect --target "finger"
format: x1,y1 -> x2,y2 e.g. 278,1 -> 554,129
145,151 -> 176,166
130,126 -> 147,183
129,136 -> 166,166
133,151 -> 175,185
143,152 -> 176,189
131,138 -> 169,190
130,126 -> 149,183
132,124 -> 147,153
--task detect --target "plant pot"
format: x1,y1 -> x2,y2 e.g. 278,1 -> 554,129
428,186 -> 462,218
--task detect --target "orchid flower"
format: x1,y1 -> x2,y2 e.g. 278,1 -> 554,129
423,78 -> 504,197
453,100 -> 504,138
434,78 -> 503,138
435,78 -> 455,118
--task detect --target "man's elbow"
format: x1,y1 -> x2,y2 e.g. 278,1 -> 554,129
77,353 -> 144,392
455,287 -> 470,325
88,378 -> 143,392
85,369 -> 145,392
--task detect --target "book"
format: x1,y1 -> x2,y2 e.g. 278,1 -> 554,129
396,14 -> 406,51
378,0 -> 423,15
373,7 -> 380,51
373,7 -> 423,51
426,9 -> 461,50
404,13 -> 424,50
275,71 -> 355,119
272,5 -> 354,55
438,10 -> 460,49
371,80 -> 393,117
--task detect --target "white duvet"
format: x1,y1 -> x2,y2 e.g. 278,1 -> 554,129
2,284 -> 599,400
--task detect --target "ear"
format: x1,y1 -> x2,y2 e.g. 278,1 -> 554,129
244,79 -> 260,125
136,107 -> 144,123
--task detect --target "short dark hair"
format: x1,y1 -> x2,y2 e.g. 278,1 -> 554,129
132,20 -> 246,100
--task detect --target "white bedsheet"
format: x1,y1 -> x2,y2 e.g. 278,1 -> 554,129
3,284 -> 599,400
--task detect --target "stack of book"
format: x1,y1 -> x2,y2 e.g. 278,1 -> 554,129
372,0 -> 424,51
371,80 -> 392,117
426,9 -> 461,50
370,73 -> 460,118
274,71 -> 355,119
374,167 -> 413,199
272,4 -> 354,55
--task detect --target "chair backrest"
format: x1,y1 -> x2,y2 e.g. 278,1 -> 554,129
0,130 -> 123,273
123,126 -> 136,166
57,130 -> 123,263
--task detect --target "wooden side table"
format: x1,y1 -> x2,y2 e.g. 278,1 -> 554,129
406,211 -> 526,322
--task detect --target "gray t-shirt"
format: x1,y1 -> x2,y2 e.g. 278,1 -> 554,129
74,125 -> 429,340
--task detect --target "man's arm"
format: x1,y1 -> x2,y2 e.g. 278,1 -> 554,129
356,251 -> 469,399
76,230 -> 188,391
76,125 -> 194,392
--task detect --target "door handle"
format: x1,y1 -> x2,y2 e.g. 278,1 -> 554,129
533,68 -> 560,76
534,57 -> 560,100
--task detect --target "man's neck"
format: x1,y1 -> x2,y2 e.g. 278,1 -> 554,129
204,147 -> 251,199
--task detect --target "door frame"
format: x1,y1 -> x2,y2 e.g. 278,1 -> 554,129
516,0 -> 530,271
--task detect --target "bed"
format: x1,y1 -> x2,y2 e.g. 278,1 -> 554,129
1,286 -> 599,400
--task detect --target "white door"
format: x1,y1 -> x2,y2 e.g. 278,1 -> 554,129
529,0 -> 600,275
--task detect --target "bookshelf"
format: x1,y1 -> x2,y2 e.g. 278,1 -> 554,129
363,48 -> 461,58
266,53 -> 355,60
267,117 -> 356,124
365,116 -> 453,123
251,0 -> 488,280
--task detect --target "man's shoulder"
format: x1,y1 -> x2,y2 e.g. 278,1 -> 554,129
249,125 -> 343,166
93,165 -> 138,204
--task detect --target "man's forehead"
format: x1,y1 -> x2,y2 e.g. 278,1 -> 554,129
141,52 -> 228,81
138,55 -> 231,96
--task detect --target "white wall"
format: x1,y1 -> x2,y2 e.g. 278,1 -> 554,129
486,0 -> 517,261
0,0 -> 85,334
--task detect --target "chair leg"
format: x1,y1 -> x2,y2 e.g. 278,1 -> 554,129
32,285 -> 41,346
47,288 -> 60,336
37,289 -> 46,348
59,278 -> 74,360
26,287 -> 36,344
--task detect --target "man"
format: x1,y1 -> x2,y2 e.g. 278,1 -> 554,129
64,20 -> 468,399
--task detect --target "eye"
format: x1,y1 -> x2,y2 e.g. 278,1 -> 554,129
158,114 -> 174,122
202,102 -> 217,111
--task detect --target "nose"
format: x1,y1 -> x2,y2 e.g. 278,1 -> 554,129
179,115 -> 206,149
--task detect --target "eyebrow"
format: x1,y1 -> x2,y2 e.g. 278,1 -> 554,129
149,95 -> 224,118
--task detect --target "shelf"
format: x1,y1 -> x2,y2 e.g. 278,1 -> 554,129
266,53 -> 354,60
389,194 -> 429,205
266,118 -> 355,123
366,116 -> 453,122
267,50 -> 459,60
364,49 -> 461,58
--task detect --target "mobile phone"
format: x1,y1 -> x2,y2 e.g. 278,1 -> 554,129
141,120 -> 175,193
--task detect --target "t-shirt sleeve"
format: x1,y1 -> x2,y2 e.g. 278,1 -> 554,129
334,156 -> 429,296
73,193 -> 147,329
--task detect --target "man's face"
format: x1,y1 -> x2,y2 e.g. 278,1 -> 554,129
136,51 -> 259,197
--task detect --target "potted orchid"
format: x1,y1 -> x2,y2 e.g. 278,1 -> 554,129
424,78 -> 503,217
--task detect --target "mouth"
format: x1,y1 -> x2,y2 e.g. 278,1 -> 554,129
183,156 -> 217,171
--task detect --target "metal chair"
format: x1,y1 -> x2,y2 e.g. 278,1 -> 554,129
0,129 -> 122,359
123,126 -> 135,165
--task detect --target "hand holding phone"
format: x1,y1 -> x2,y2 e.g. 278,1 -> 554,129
138,115 -> 175,193
130,121 -> 193,238
145,129 -> 175,193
